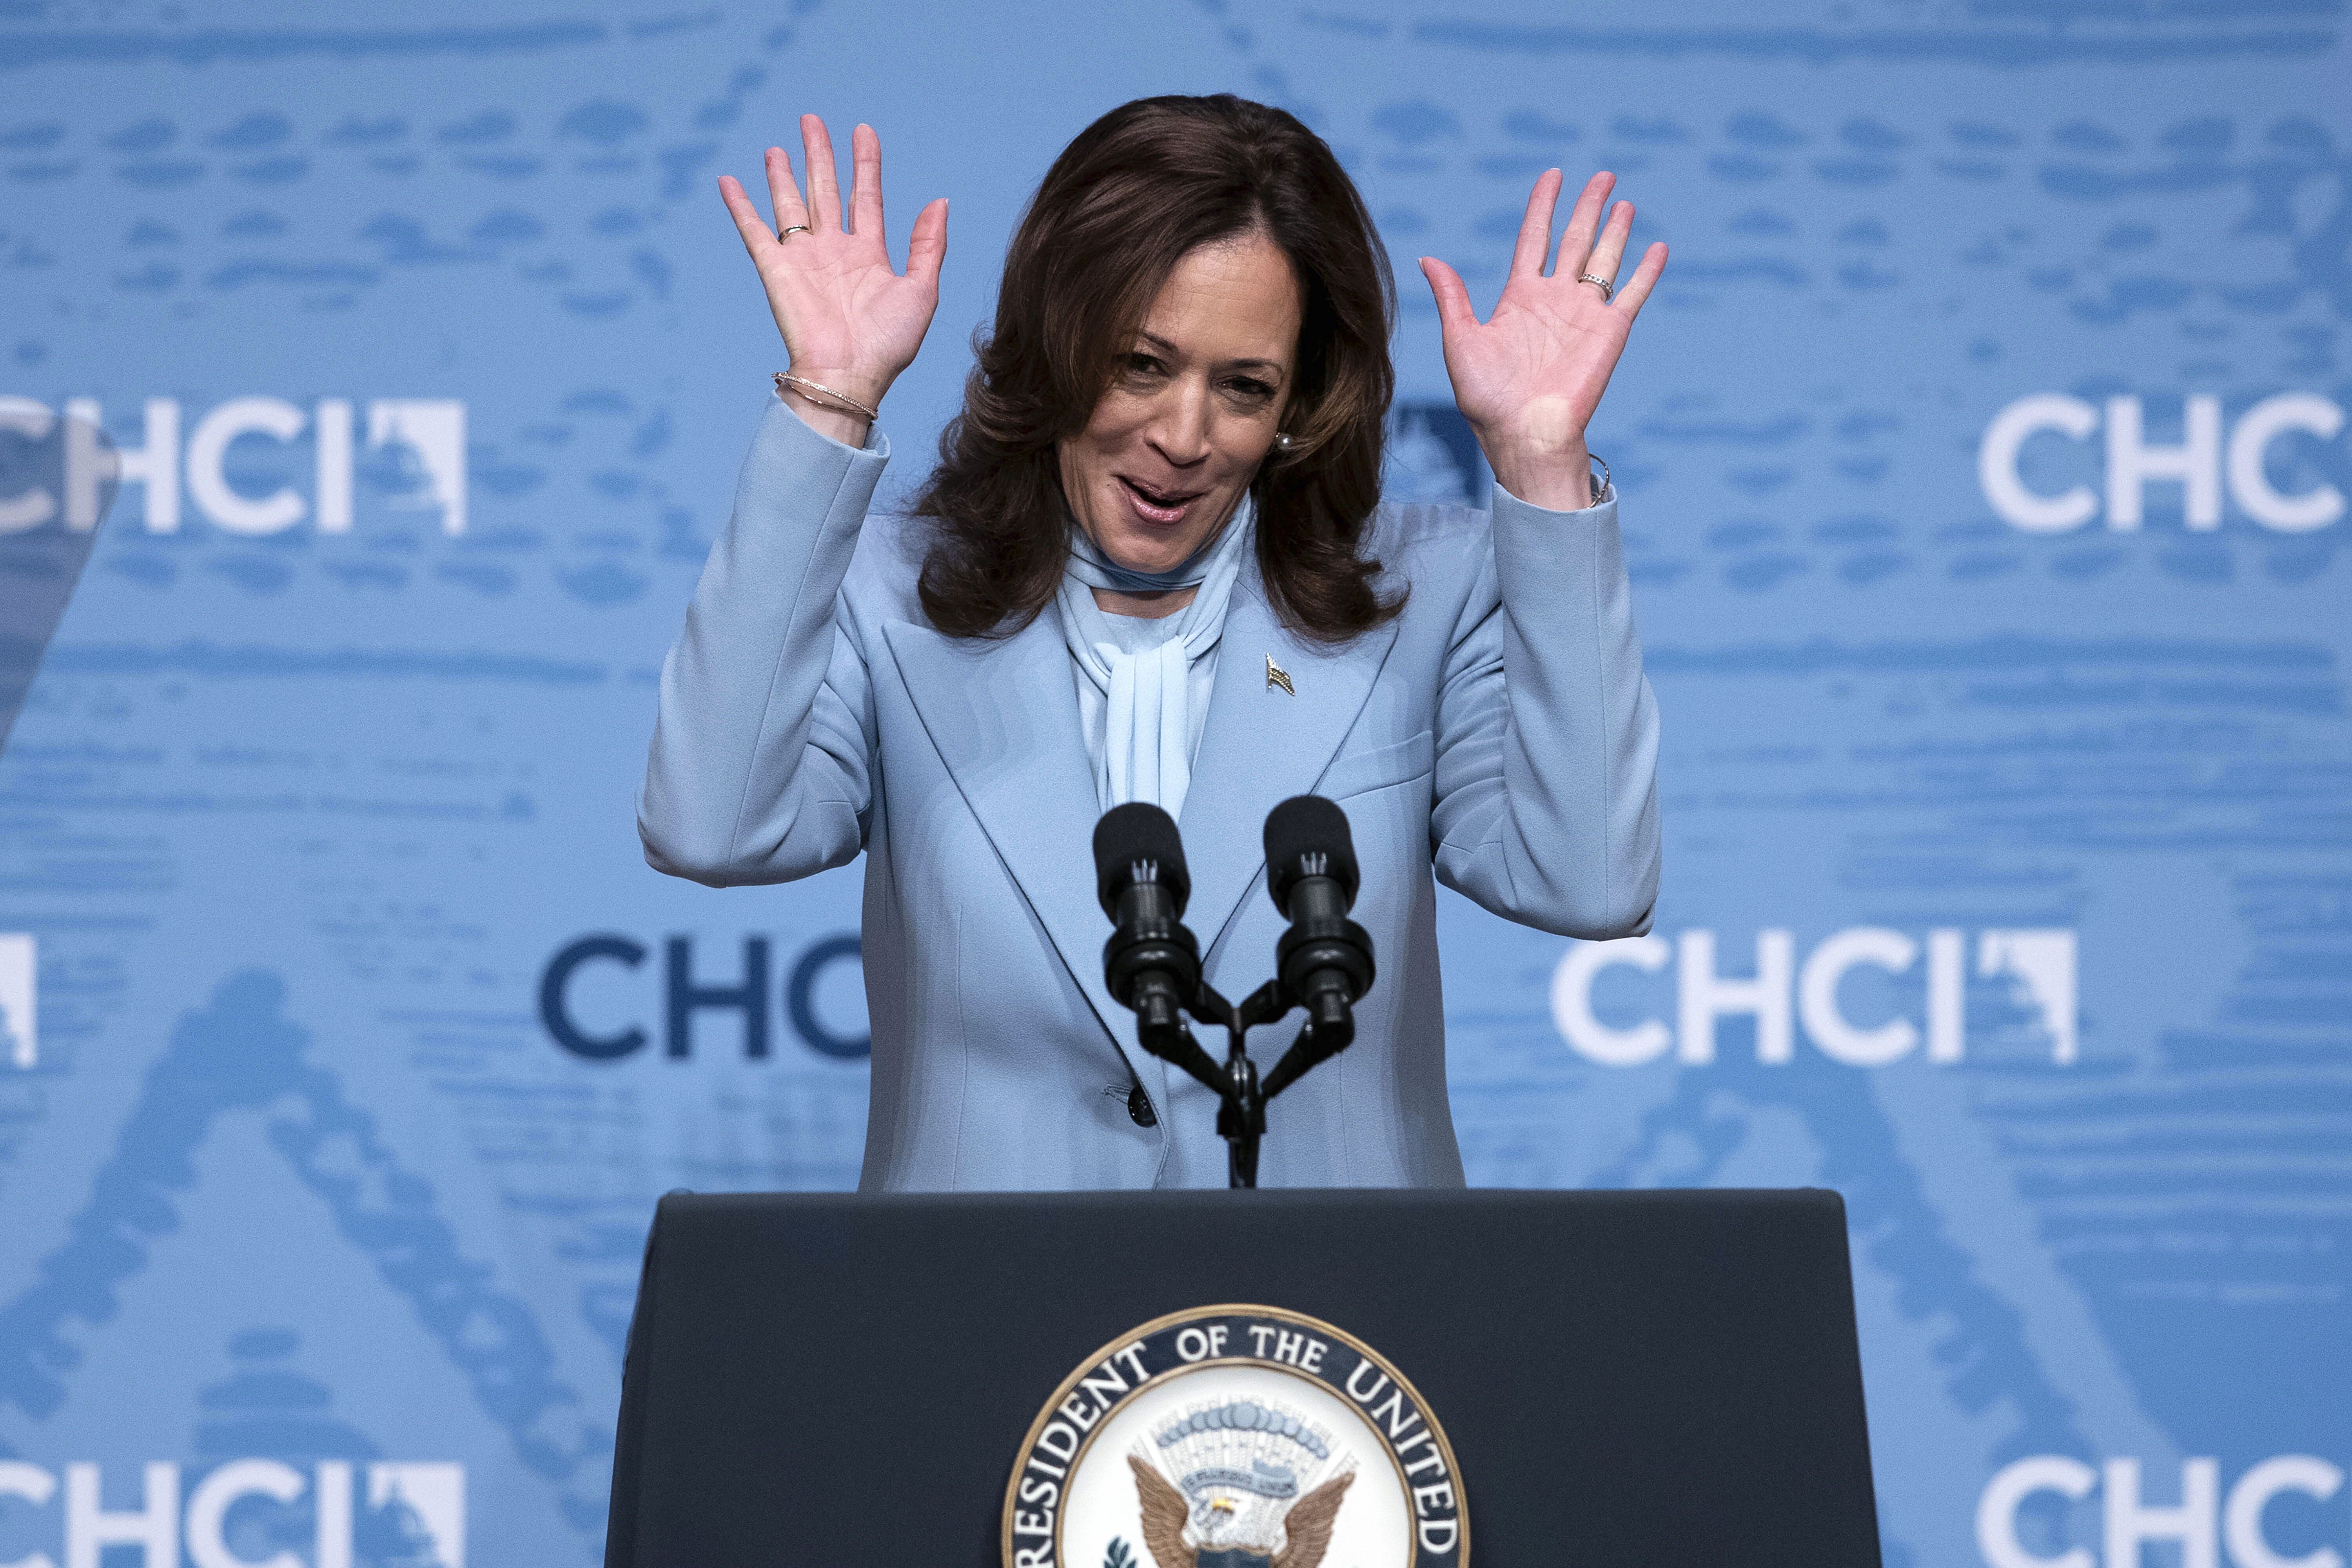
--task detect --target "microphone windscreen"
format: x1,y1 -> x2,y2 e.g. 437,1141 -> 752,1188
1263,794 -> 1359,912
1093,802 -> 1190,918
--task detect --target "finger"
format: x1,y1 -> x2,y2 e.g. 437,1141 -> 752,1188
1418,257 -> 1479,335
1582,201 -> 1635,292
1507,169 -> 1563,283
1555,171 -> 1616,279
800,113 -> 842,231
762,144 -> 808,235
718,174 -> 781,261
1611,241 -> 1669,317
906,196 -> 949,288
849,122 -> 884,241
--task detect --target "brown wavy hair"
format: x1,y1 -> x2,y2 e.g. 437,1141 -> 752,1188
913,94 -> 1401,643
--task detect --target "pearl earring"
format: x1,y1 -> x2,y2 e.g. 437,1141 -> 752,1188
1274,432 -> 1293,450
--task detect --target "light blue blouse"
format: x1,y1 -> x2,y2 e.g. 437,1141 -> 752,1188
1069,604 -> 1219,797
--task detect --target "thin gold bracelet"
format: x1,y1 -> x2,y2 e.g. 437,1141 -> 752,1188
773,372 -> 879,423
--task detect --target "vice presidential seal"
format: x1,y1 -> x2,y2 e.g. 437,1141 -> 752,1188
1002,1304 -> 1466,1568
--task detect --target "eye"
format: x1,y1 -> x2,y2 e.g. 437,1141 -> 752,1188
1225,376 -> 1277,401
1123,352 -> 1166,378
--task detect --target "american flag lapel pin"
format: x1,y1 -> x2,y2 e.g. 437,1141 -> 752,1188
1265,654 -> 1294,695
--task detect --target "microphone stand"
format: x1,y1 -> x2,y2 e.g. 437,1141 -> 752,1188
1094,799 -> 1368,1190
1136,979 -> 1345,1189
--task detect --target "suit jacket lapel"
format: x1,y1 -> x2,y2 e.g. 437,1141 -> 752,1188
1178,578 -> 1401,964
879,613 -> 1138,1066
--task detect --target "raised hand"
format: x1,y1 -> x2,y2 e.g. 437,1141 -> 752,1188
718,114 -> 947,444
1419,170 -> 1666,510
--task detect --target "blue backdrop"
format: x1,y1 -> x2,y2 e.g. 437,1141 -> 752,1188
1,2 -> 2346,1564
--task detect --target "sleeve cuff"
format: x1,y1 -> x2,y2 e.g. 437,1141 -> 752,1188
1491,477 -> 1615,523
764,392 -> 892,464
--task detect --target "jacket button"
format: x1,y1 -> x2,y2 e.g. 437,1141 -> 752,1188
1127,1084 -> 1158,1127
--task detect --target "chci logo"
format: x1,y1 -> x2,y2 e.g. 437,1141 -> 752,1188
1004,1305 -> 1464,1568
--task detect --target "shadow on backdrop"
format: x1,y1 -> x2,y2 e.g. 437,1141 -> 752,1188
0,401 -> 111,750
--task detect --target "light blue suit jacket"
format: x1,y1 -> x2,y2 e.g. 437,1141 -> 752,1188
639,400 -> 1660,1191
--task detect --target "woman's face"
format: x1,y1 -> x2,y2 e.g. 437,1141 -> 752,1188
1058,230 -> 1303,576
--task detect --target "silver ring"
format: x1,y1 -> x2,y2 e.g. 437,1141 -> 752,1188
779,224 -> 812,239
1576,272 -> 1613,302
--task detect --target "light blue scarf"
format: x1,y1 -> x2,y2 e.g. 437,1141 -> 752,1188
1057,496 -> 1255,821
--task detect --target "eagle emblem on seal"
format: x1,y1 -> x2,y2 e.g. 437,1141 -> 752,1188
1123,1397 -> 1357,1568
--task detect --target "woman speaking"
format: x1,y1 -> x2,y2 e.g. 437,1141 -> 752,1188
640,95 -> 1664,1191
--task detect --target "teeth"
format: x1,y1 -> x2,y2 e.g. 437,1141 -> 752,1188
1127,479 -> 1189,508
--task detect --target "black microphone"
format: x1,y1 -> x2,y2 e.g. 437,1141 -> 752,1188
1093,802 -> 1202,1059
1261,796 -> 1375,1079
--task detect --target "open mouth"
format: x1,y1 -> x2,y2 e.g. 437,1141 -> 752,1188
1117,475 -> 1203,524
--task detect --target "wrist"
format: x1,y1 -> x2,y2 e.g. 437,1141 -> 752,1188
775,384 -> 872,449
1484,441 -> 1594,511
1469,394 -> 1597,510
774,370 -> 881,450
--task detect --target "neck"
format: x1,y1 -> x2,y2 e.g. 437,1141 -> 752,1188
1091,585 -> 1198,618
1069,489 -> 1251,602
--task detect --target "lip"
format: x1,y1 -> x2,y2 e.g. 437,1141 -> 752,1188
1116,474 -> 1204,526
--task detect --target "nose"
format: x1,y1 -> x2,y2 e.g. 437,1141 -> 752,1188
1146,375 -> 1214,470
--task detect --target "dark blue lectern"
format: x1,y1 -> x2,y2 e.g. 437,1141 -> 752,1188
604,1188 -> 1883,1566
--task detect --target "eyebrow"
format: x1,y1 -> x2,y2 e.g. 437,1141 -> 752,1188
1137,331 -> 1287,375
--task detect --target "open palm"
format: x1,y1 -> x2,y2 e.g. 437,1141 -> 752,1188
1420,170 -> 1666,506
717,114 -> 946,416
